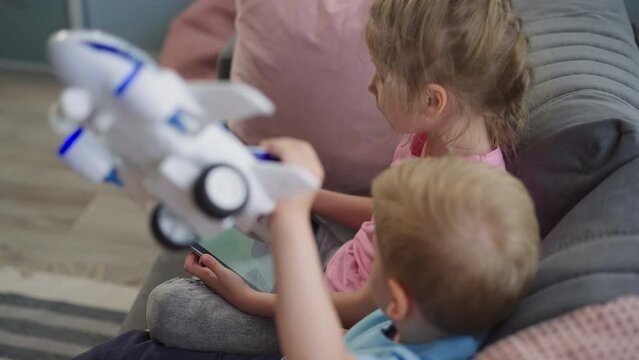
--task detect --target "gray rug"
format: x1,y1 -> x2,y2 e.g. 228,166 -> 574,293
0,293 -> 125,360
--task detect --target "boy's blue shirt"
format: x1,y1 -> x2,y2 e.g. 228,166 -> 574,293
345,310 -> 479,360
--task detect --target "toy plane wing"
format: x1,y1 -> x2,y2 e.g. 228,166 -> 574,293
188,81 -> 275,123
252,161 -> 320,202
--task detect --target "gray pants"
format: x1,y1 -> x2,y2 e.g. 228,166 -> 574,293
146,218 -> 352,355
147,277 -> 281,355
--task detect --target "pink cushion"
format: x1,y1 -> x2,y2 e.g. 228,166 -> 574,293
476,296 -> 639,360
229,0 -> 399,194
159,1 -> 236,80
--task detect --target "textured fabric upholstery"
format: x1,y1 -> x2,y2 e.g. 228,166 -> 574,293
511,0 -> 639,235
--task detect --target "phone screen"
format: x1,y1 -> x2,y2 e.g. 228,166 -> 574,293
190,228 -> 275,293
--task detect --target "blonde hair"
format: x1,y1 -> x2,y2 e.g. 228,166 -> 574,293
372,157 -> 539,335
365,0 -> 533,158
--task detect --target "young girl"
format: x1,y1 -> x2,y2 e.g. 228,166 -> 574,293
318,0 -> 532,292
147,0 -> 533,353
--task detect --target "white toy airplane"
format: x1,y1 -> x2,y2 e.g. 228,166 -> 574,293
47,30 -> 319,248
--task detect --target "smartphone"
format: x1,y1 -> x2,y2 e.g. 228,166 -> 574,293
189,228 -> 275,293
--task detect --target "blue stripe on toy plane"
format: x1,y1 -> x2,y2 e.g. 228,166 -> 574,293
84,41 -> 144,97
167,111 -> 188,133
58,127 -> 84,157
114,61 -> 143,96
248,147 -> 279,162
84,41 -> 140,62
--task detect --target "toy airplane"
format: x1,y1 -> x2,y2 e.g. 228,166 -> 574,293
47,30 -> 319,248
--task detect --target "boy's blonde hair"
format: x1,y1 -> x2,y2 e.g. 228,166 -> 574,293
365,0 -> 533,157
372,157 -> 539,335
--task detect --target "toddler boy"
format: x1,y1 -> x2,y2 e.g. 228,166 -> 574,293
264,138 -> 540,360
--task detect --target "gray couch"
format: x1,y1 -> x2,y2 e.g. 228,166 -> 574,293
122,0 -> 639,348
487,0 -> 639,343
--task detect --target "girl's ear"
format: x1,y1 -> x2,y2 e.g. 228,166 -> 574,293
384,278 -> 412,321
423,84 -> 448,118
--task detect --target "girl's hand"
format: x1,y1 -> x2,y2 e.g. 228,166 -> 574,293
184,253 -> 251,305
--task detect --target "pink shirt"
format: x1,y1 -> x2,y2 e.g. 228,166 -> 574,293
323,133 -> 506,292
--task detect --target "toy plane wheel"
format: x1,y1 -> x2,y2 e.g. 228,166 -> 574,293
194,164 -> 250,219
150,205 -> 200,249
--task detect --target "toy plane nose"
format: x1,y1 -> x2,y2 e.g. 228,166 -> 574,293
47,30 -> 101,70
48,29 -> 71,45
48,29 -> 96,52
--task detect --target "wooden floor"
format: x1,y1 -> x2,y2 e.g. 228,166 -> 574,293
0,69 -> 159,286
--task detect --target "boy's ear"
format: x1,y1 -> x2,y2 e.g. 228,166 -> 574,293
384,278 -> 412,321
423,84 -> 448,118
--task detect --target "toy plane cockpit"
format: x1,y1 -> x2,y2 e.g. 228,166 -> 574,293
47,30 -> 319,249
